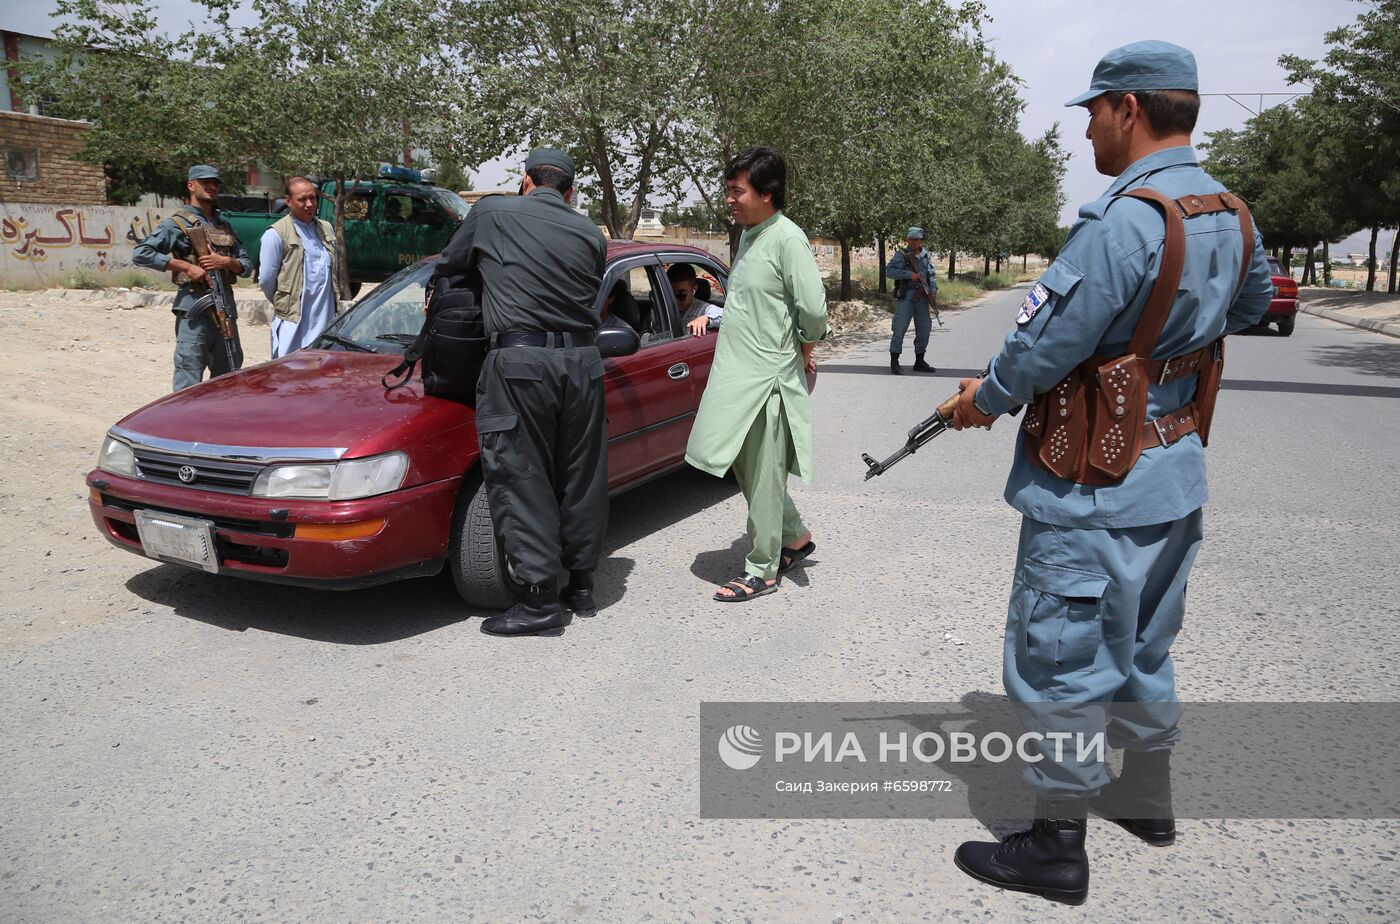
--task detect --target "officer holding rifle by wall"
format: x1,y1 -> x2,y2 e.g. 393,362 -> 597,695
432,148 -> 609,638
132,164 -> 251,392
927,41 -> 1273,904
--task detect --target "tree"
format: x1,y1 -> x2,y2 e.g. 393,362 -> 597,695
22,0 -> 469,293
425,158 -> 473,194
1203,100 -> 1358,278
452,0 -> 711,240
1281,0 -> 1400,291
235,0 -> 467,293
19,0 -> 254,186
788,0 -> 991,298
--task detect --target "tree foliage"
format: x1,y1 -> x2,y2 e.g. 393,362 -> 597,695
1206,0 -> 1400,291
21,0 -> 469,290
23,0 -> 1068,294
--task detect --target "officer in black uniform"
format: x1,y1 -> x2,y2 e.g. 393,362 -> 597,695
434,148 -> 609,636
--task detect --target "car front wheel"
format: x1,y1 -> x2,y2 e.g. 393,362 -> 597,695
447,473 -> 522,609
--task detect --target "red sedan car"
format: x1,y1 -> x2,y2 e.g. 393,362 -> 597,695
1264,255 -> 1300,336
87,242 -> 727,608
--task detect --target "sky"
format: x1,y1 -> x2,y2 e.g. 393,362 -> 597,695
3,0 -> 1389,253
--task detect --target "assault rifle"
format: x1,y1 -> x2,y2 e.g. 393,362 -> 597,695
183,224 -> 243,373
901,248 -> 943,327
862,393 -> 959,480
862,377 -> 1022,479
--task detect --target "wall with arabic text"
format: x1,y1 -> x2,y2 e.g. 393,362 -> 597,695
1,202 -> 176,288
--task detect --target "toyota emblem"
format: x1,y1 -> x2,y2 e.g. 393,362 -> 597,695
177,465 -> 198,484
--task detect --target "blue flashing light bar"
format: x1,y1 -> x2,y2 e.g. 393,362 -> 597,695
378,164 -> 423,183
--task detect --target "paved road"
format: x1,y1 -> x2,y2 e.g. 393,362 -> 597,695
4,287 -> 1398,921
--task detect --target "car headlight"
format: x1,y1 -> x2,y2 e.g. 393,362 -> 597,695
251,451 -> 408,500
97,435 -> 136,477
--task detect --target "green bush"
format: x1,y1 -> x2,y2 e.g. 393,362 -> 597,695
67,269 -> 104,290
937,279 -> 982,304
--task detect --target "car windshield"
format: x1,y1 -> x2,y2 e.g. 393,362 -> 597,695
315,260 -> 437,355
1267,256 -> 1282,275
426,187 -> 470,221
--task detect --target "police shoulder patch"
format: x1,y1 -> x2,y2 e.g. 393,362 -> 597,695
1016,282 -> 1051,326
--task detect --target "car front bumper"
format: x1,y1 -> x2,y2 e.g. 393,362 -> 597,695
87,469 -> 460,589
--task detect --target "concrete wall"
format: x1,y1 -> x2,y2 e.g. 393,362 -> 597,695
1,110 -> 106,205
0,201 -> 177,288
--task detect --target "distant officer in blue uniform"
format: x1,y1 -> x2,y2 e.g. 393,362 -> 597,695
947,41 -> 1273,904
884,226 -> 938,374
132,165 -> 252,391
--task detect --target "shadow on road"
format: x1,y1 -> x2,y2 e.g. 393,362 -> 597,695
819,365 -> 984,379
823,361 -> 1400,398
883,692 -> 1038,834
1307,341 -> 1400,378
689,522 -> 823,591
123,466 -> 741,644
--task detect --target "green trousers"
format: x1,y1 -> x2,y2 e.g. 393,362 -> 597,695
731,392 -> 808,580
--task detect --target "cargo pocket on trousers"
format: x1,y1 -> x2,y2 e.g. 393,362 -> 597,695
474,413 -> 521,485
1018,559 -> 1109,675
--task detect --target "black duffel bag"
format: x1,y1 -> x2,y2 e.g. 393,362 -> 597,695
383,271 -> 488,405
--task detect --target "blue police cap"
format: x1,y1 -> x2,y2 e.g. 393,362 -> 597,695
187,164 -> 222,182
1065,40 -> 1198,108
906,227 -> 924,239
524,148 -> 575,183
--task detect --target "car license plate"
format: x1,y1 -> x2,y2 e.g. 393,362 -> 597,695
133,510 -> 219,574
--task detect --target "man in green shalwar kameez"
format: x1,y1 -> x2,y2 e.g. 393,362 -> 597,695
685,147 -> 830,601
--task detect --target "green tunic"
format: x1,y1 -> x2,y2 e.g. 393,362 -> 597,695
685,211 -> 829,482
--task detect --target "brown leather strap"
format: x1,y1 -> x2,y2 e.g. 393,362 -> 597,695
1219,191 -> 1255,302
1120,188 -> 1187,360
1087,343 -> 1215,385
1141,403 -> 1198,449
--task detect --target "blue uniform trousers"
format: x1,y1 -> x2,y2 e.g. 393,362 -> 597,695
1002,508 -> 1203,800
173,312 -> 237,392
889,296 -> 931,355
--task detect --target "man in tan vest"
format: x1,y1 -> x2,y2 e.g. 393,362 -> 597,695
258,176 -> 350,357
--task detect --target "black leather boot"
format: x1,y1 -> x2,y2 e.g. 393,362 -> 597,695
954,798 -> 1089,905
1089,749 -> 1175,845
890,354 -> 903,375
913,352 -> 936,372
564,569 -> 597,618
480,584 -> 569,636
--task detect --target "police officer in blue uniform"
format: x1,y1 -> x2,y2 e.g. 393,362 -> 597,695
947,41 -> 1273,904
132,165 -> 252,391
884,226 -> 938,373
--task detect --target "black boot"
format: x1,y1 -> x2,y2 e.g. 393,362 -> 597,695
954,798 -> 1089,905
890,354 -> 903,375
1089,749 -> 1175,845
913,352 -> 936,373
480,584 -> 569,636
564,569 -> 597,618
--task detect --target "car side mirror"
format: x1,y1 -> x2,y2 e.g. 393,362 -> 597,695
596,323 -> 640,358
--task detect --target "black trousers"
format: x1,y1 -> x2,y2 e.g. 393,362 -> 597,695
472,344 -> 608,586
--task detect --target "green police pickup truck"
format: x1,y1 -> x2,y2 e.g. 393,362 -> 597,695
222,166 -> 470,296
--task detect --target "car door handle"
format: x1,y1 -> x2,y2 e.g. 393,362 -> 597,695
668,363 -> 690,380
